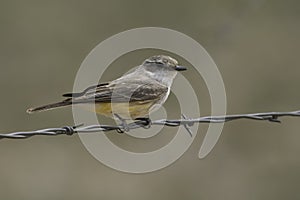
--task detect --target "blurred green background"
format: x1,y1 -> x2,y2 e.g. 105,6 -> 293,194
0,0 -> 300,199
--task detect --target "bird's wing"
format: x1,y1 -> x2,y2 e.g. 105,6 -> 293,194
62,82 -> 110,98
64,79 -> 168,104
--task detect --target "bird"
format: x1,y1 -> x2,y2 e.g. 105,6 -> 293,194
27,55 -> 187,125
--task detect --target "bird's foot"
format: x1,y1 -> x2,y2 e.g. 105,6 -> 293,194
114,114 -> 130,133
135,117 -> 152,129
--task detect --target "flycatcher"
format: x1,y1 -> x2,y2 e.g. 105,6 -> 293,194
27,55 -> 187,122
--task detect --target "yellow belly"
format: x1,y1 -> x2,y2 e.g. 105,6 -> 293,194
91,102 -> 154,119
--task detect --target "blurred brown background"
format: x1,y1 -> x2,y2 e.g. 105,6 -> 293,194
0,0 -> 300,199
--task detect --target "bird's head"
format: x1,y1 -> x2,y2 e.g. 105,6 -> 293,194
143,55 -> 187,72
140,55 -> 187,87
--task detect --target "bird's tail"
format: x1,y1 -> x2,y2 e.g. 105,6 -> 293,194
26,99 -> 72,114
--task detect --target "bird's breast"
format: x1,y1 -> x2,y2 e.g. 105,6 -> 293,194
91,102 -> 155,119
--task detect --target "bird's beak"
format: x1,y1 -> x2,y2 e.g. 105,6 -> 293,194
174,65 -> 187,71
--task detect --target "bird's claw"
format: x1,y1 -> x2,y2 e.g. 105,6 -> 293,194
135,117 -> 152,129
114,114 -> 130,133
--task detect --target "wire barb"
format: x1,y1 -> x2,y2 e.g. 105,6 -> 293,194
181,114 -> 193,137
1,109 -> 300,139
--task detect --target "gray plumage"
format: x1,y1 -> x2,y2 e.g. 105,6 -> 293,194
27,55 -> 187,117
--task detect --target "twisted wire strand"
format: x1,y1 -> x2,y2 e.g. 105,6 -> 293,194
1,110 -> 300,139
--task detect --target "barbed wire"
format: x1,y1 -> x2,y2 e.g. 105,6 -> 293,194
1,110 -> 300,139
